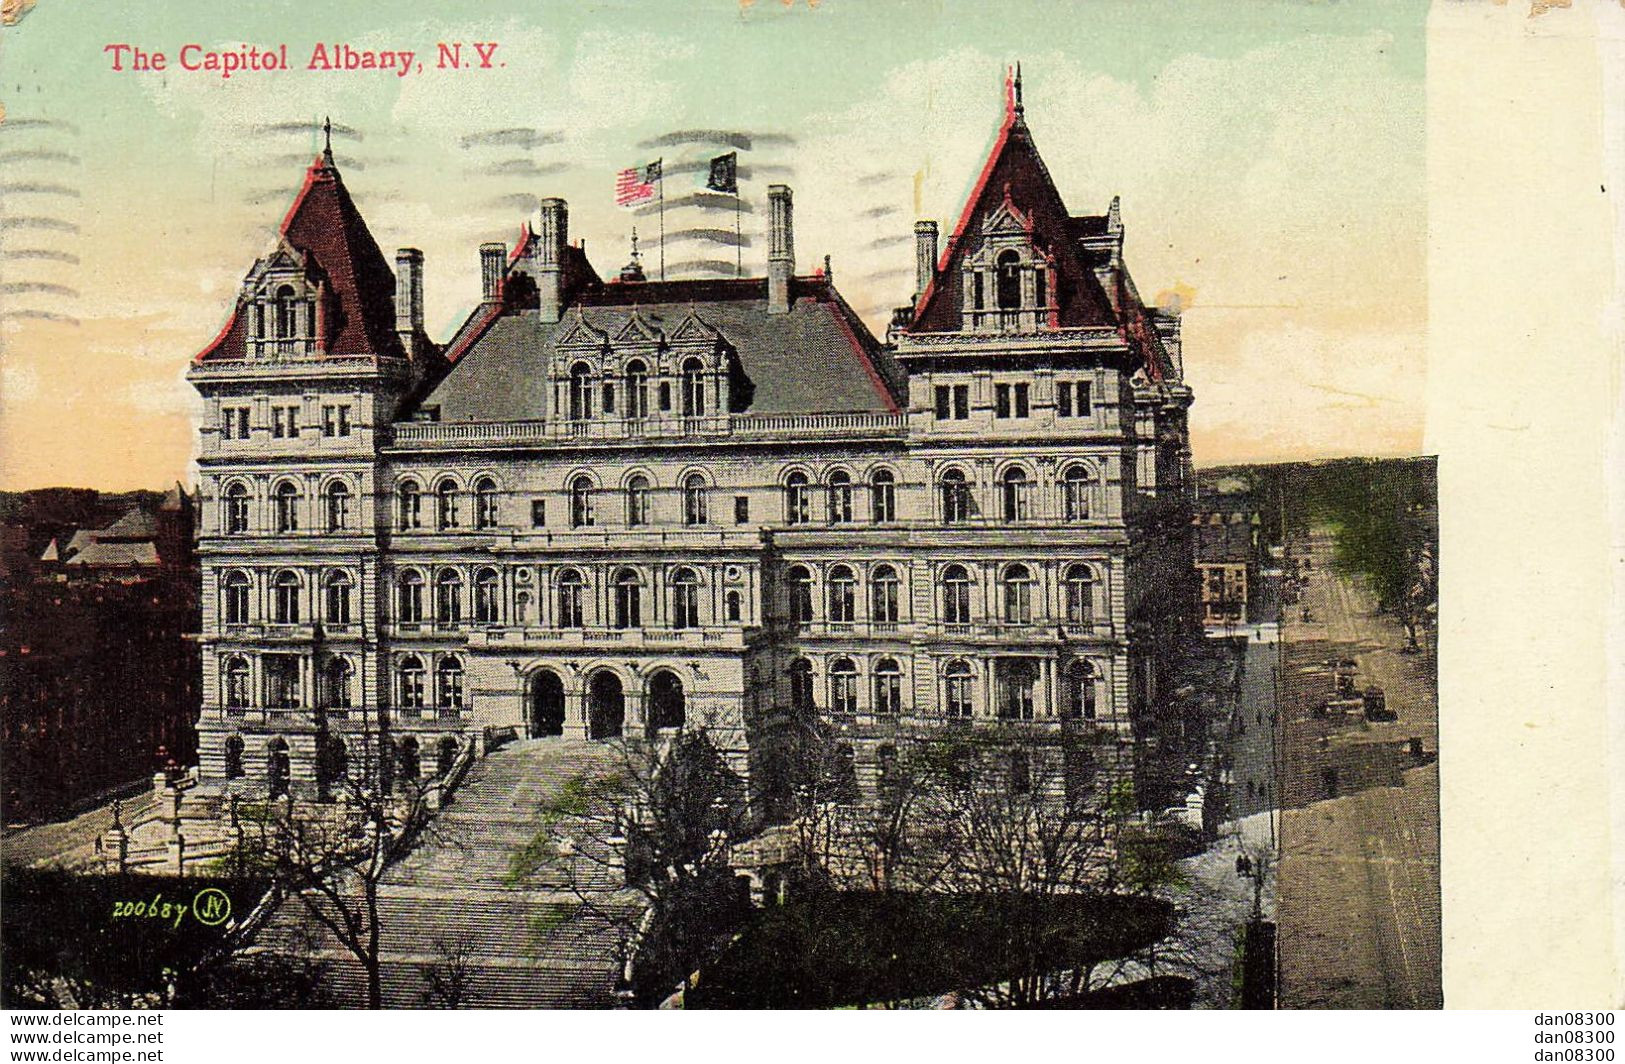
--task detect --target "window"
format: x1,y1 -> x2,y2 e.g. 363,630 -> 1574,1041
999,660 -> 1037,720
271,405 -> 300,438
941,469 -> 972,524
869,470 -> 896,524
569,476 -> 595,528
873,658 -> 902,714
934,384 -> 970,421
996,249 -> 1021,310
224,734 -> 245,777
397,737 -> 421,781
223,482 -> 251,534
725,589 -> 742,623
625,474 -> 651,526
1057,382 -> 1072,418
626,360 -> 649,419
1056,380 -> 1091,417
436,658 -> 464,710
272,570 -> 301,624
941,564 -> 972,624
870,564 -> 900,623
474,478 -> 499,529
223,570 -> 251,624
658,381 -> 672,412
787,565 -> 814,626
1035,267 -> 1047,310
1015,382 -> 1029,418
601,382 -> 615,415
324,570 -> 352,625
474,568 -> 500,624
785,472 -> 811,525
530,499 -> 547,528
1001,468 -> 1030,523
568,362 -> 593,421
790,658 -> 815,713
824,472 -> 853,524
436,569 -> 463,625
1001,563 -> 1034,624
829,658 -> 858,714
670,567 -> 700,629
973,272 -> 986,311
322,404 -> 353,437
275,285 -> 298,338
397,570 -> 425,623
944,660 -> 974,718
325,658 -> 353,709
827,565 -> 856,623
681,357 -> 705,417
398,480 -> 423,530
994,382 -> 1030,419
273,482 -> 300,533
436,479 -> 460,530
324,481 -> 350,532
682,473 -> 707,525
556,569 -> 584,628
734,496 -> 750,524
1067,659 -> 1098,720
266,655 -> 301,709
1065,564 -> 1096,626
223,657 -> 250,709
399,656 -> 425,709
223,406 -> 251,440
995,383 -> 1009,419
613,568 -> 642,629
515,590 -> 534,625
1062,466 -> 1093,522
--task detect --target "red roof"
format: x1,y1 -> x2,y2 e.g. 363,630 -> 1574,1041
195,154 -> 404,362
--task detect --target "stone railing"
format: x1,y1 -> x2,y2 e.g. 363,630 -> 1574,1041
388,410 -> 906,450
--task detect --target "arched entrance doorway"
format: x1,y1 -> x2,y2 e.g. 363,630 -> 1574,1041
530,671 -> 565,737
587,671 -> 625,740
647,670 -> 686,735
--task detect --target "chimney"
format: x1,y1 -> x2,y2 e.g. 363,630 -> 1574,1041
767,184 -> 794,314
480,242 -> 506,303
535,198 -> 568,323
394,248 -> 424,336
914,220 -> 938,297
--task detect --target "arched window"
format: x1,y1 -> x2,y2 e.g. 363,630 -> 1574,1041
324,570 -> 353,625
827,471 -> 853,524
223,482 -> 250,535
556,568 -> 584,628
399,656 -> 426,709
725,589 -> 742,623
436,479 -> 460,530
324,481 -> 350,532
625,360 -> 649,419
325,658 -> 353,709
1001,467 -> 1030,523
1001,563 -> 1034,624
473,477 -> 499,529
682,473 -> 707,526
670,567 -> 700,629
275,285 -> 298,338
873,657 -> 902,714
1066,659 -> 1099,720
223,657 -> 250,709
474,568 -> 500,624
1062,466 -> 1093,522
829,657 -> 858,714
436,658 -> 464,710
940,469 -> 972,524
397,570 -> 425,624
613,568 -> 642,629
944,659 -> 974,718
870,564 -> 900,624
996,249 -> 1021,310
786,565 -> 814,626
224,734 -> 245,778
941,564 -> 972,625
223,570 -> 251,625
870,469 -> 896,524
790,658 -> 815,713
681,357 -> 705,417
625,474 -> 651,527
999,659 -> 1038,720
272,569 -> 301,624
515,589 -> 534,625
398,480 -> 422,530
569,476 -> 595,528
785,471 -> 811,525
272,481 -> 300,533
436,569 -> 463,625
1064,563 -> 1096,626
827,565 -> 856,623
568,362 -> 593,421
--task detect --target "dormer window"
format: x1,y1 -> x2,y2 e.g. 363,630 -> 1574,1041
275,286 -> 299,339
996,250 -> 1021,310
568,363 -> 593,421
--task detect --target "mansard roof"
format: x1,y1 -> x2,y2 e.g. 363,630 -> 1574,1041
420,275 -> 902,422
194,154 -> 405,362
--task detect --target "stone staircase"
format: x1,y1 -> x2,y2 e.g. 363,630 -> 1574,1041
256,738 -> 642,1008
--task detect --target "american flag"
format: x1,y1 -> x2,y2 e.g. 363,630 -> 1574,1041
615,160 -> 661,208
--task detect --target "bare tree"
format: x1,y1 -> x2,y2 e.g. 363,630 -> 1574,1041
418,933 -> 475,1007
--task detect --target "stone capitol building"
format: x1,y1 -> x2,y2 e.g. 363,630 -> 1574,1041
186,78 -> 1198,808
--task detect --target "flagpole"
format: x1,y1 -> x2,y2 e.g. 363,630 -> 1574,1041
735,192 -> 742,278
658,160 -> 666,282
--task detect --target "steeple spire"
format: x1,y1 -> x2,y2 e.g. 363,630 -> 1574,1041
1006,63 -> 1024,120
619,226 -> 647,282
322,116 -> 334,167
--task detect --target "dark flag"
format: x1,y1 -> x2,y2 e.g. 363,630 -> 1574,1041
644,158 -> 662,184
706,152 -> 738,194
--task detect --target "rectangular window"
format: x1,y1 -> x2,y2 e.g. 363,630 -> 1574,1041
1077,380 -> 1092,416
601,383 -> 615,414
973,273 -> 985,310
338,405 -> 351,436
734,496 -> 750,524
995,384 -> 1011,419
322,406 -> 336,437
271,408 -> 286,438
531,499 -> 546,528
237,408 -> 250,439
1035,268 -> 1047,309
953,385 -> 969,420
1057,382 -> 1072,418
935,385 -> 951,420
658,382 -> 672,412
1014,382 -> 1029,418
285,406 -> 301,438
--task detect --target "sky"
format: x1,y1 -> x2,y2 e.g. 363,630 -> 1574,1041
0,0 -> 1427,490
